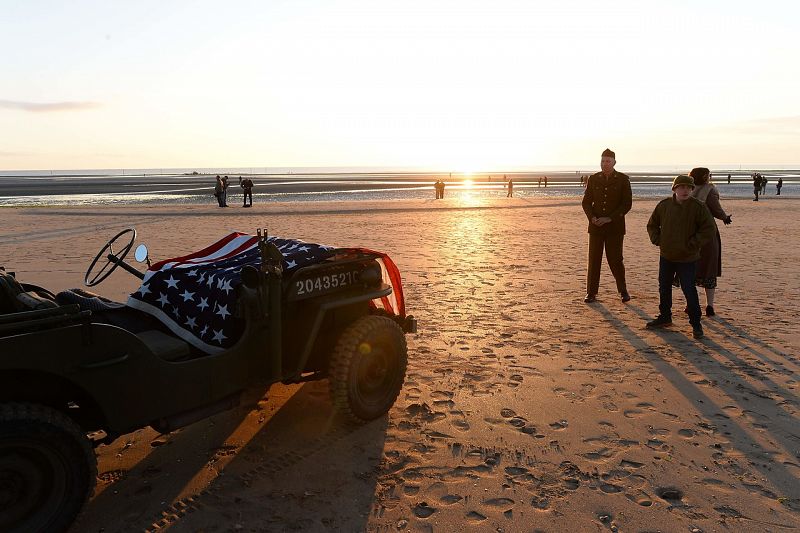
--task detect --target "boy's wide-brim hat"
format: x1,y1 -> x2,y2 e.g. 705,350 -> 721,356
672,175 -> 695,190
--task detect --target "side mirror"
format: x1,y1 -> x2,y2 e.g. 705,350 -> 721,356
134,244 -> 149,263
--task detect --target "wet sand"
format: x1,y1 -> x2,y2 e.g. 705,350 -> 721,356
1,196 -> 798,532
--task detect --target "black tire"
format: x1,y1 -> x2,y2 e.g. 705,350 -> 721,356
0,403 -> 97,533
329,316 -> 407,422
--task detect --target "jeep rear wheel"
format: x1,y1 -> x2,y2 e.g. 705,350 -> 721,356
329,316 -> 408,422
0,403 -> 96,533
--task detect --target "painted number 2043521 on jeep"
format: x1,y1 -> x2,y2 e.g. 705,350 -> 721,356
286,259 -> 382,301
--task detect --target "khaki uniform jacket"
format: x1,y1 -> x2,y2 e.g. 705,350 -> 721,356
581,171 -> 632,235
647,195 -> 716,262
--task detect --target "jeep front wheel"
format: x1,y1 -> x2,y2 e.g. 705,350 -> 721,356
329,315 -> 408,422
0,403 -> 97,533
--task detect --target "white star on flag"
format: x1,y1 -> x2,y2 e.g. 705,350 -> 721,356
215,304 -> 231,319
137,284 -> 151,296
286,259 -> 297,269
212,329 -> 227,344
157,293 -> 170,307
185,316 -> 197,329
197,297 -> 209,311
180,290 -> 195,302
165,276 -> 179,289
220,279 -> 233,294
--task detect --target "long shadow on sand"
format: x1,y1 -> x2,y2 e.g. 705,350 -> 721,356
706,317 -> 799,364
589,303 -> 800,505
72,385 -> 255,532
76,379 -> 387,532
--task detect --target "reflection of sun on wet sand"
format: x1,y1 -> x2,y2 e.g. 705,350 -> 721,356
1,197 -> 798,532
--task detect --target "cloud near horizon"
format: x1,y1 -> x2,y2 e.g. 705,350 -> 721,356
0,99 -> 101,113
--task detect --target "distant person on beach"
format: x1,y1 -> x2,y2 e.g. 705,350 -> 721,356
646,175 -> 715,339
538,176 -> 542,187
544,176 -> 548,187
777,177 -> 783,195
727,173 -> 731,184
581,148 -> 632,303
753,174 -> 761,201
240,176 -> 254,207
761,177 -> 768,194
506,178 -> 514,197
434,180 -> 443,199
221,176 -> 230,207
689,167 -> 732,317
214,175 -> 225,207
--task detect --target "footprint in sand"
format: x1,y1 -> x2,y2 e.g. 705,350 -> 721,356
500,408 -> 516,418
504,466 -> 529,476
530,496 -> 550,510
440,494 -> 463,505
466,511 -> 487,522
549,420 -> 569,430
655,486 -> 684,504
625,492 -> 653,507
403,484 -> 420,496
413,502 -> 436,518
405,387 -> 422,401
581,448 -> 615,462
508,374 -> 523,387
483,497 -> 515,507
678,428 -> 695,438
450,410 -> 470,431
599,483 -> 623,494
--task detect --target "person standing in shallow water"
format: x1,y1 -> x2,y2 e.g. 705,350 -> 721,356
506,177 -> 513,197
689,167 -> 732,317
777,177 -> 783,195
753,174 -> 761,201
214,175 -> 225,207
581,148 -> 632,303
240,176 -> 254,207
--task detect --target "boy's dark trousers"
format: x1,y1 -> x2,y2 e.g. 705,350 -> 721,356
658,256 -> 701,326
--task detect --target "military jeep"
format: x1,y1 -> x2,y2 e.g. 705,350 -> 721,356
0,228 -> 415,532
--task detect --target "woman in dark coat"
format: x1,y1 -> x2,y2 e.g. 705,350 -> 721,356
689,167 -> 732,316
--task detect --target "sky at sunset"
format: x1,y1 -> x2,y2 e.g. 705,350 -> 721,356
2,0 -> 798,171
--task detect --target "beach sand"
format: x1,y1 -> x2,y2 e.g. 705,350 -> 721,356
1,196 -> 798,532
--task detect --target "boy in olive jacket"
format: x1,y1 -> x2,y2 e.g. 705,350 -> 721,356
646,175 -> 716,338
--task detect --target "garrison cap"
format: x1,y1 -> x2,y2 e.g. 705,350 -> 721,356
601,148 -> 615,159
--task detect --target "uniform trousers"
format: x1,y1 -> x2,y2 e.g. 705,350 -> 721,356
586,231 -> 627,296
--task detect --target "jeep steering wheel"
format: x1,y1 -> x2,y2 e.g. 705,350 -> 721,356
85,228 -> 137,287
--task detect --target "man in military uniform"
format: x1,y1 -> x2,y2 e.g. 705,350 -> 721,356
581,148 -> 632,303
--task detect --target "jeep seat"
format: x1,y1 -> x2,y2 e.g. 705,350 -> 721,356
136,329 -> 191,362
0,270 -> 59,313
